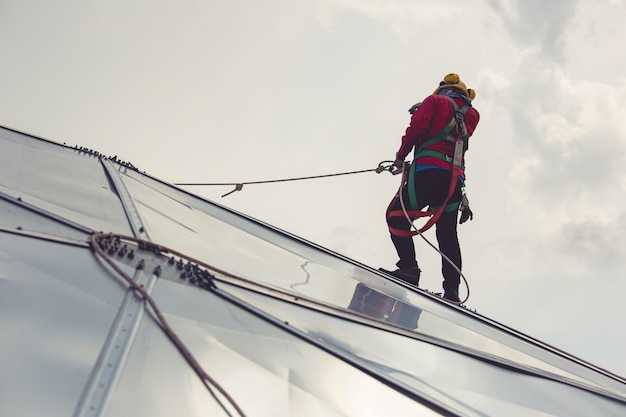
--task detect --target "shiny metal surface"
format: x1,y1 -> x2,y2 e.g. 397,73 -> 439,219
119,159 -> 626,396
0,129 -> 133,236
105,279 -> 442,417
0,190 -> 92,241
1,125 -> 625,416
0,233 -> 124,417
219,284 -> 626,416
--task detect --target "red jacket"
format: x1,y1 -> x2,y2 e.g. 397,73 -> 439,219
396,94 -> 480,179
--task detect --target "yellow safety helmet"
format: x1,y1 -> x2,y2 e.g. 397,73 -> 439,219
433,73 -> 476,100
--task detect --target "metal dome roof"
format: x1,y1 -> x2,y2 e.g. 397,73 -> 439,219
1,125 -> 625,416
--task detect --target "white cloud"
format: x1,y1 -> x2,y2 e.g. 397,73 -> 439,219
485,0 -> 580,62
314,0 -> 488,41
507,67 -> 626,218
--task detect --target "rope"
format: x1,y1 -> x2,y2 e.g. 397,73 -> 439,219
175,161 -> 396,197
90,233 -> 248,417
396,163 -> 471,305
174,159 -> 469,303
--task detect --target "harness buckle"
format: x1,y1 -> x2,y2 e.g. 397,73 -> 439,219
389,162 -> 408,175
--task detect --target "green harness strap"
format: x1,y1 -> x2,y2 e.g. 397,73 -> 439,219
408,97 -> 469,211
431,201 -> 461,212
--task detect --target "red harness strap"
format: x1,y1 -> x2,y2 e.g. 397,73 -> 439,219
387,112 -> 466,237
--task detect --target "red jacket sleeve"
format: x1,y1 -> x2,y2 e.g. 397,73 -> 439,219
396,96 -> 437,160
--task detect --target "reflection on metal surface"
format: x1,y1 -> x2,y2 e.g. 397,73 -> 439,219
348,283 -> 422,330
290,261 -> 311,291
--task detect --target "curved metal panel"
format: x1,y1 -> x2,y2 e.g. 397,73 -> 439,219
0,128 -> 133,235
216,283 -> 626,416
1,126 -> 625,416
114,168 -> 626,398
0,233 -> 126,417
0,192 -> 92,240
104,278 -> 446,417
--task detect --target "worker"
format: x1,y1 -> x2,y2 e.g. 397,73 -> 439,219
385,73 -> 480,302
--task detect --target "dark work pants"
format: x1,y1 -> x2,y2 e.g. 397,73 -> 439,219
386,169 -> 462,294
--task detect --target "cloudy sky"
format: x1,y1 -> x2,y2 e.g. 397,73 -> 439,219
1,0 -> 625,377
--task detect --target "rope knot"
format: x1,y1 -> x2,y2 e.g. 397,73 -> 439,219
221,183 -> 244,197
376,160 -> 396,174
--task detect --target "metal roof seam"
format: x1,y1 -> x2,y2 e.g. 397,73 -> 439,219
100,159 -> 151,241
0,226 -> 90,247
0,189 -> 96,234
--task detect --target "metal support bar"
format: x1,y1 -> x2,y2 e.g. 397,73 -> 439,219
100,159 -> 150,241
0,189 -> 94,234
73,268 -> 157,417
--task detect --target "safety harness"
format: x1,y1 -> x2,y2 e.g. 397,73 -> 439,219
388,96 -> 470,237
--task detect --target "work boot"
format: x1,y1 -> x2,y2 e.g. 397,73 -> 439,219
443,291 -> 460,303
388,266 -> 421,287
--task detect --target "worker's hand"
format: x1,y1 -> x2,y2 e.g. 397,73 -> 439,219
459,206 -> 473,224
393,157 -> 404,169
390,157 -> 405,175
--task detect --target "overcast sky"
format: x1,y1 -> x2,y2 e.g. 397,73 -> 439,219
1,0 -> 625,377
